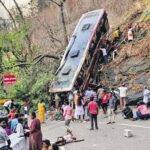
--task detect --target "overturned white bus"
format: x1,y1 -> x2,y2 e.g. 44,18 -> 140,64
50,9 -> 109,93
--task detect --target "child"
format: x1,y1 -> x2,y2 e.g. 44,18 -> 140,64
52,144 -> 59,150
42,139 -> 52,150
55,129 -> 84,146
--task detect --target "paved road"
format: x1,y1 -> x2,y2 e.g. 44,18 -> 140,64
42,110 -> 150,150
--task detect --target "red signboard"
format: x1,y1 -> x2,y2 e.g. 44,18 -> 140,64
3,74 -> 17,85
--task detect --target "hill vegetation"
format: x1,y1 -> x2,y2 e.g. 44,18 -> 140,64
0,0 -> 149,101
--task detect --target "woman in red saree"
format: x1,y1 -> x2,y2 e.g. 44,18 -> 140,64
29,112 -> 42,150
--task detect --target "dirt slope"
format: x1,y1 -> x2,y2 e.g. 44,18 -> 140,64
31,0 -> 137,54
100,3 -> 150,99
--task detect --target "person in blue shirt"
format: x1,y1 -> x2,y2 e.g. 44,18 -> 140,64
11,114 -> 18,133
107,92 -> 117,124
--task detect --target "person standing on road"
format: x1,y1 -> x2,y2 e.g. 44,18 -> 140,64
0,119 -> 11,150
38,100 -> 46,123
101,90 -> 110,114
29,112 -> 42,150
143,86 -> 150,105
75,95 -> 84,122
63,101 -> 73,127
118,83 -> 128,110
97,85 -> 104,108
74,91 -> 80,119
68,91 -> 74,108
85,88 -> 93,100
55,93 -> 60,109
107,92 -> 117,124
111,88 -> 119,112
88,97 -> 99,130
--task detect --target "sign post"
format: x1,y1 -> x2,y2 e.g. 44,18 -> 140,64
3,74 -> 17,85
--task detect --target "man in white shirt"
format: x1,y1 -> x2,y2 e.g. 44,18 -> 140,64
3,100 -> 14,114
143,86 -> 150,105
16,118 -> 24,138
0,119 -> 11,150
100,46 -> 108,64
118,84 -> 128,110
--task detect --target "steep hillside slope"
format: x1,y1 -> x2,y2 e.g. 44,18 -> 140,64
100,3 -> 150,99
31,0 -> 137,55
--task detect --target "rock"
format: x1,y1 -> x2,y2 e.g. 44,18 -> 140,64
120,57 -> 150,74
128,92 -> 143,101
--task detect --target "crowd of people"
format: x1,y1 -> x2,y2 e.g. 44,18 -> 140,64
0,80 -> 150,149
0,104 -> 60,150
99,23 -> 137,64
52,84 -> 150,130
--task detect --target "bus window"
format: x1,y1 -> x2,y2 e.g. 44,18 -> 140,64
62,67 -> 71,75
70,50 -> 80,58
82,24 -> 91,31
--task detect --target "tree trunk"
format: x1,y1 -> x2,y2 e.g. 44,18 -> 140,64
0,0 -> 17,28
13,0 -> 25,22
13,0 -> 33,58
60,2 -> 68,46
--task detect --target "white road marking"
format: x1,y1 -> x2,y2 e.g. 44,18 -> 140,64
117,123 -> 150,129
99,122 -> 150,129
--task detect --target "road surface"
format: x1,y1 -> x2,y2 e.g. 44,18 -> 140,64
42,109 -> 150,150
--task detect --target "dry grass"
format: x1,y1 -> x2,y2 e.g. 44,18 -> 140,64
30,0 -> 138,54
130,84 -> 143,93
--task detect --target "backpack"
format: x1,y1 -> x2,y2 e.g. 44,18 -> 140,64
122,106 -> 133,119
